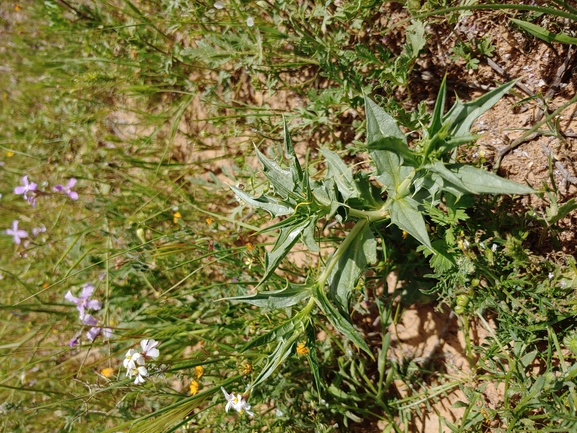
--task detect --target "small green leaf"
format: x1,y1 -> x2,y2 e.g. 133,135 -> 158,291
429,75 -> 447,136
263,217 -> 310,282
367,137 -> 419,167
301,215 -> 320,252
221,284 -> 312,309
443,80 -> 517,140
230,185 -> 293,217
371,149 -> 413,193
445,164 -> 535,195
321,148 -> 359,201
547,198 -> 577,225
255,147 -> 302,204
364,96 -> 406,145
511,18 -> 577,45
405,19 -> 427,58
389,196 -> 432,249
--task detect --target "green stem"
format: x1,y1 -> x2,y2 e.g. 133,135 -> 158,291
347,205 -> 389,222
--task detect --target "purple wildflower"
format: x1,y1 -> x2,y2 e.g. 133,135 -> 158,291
86,326 -> 112,342
14,175 -> 38,206
65,283 -> 102,319
53,178 -> 78,200
6,220 -> 28,244
31,226 -> 46,236
69,331 -> 82,347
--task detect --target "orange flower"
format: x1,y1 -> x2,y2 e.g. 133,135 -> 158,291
205,217 -> 213,225
101,368 -> 114,378
246,242 -> 254,251
240,362 -> 253,375
189,379 -> 199,396
296,342 -> 309,356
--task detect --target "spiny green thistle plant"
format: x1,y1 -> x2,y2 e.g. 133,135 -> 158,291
226,77 -> 535,393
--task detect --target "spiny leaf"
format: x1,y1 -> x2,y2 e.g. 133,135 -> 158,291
263,217 -> 311,283
230,185 -> 293,217
313,285 -> 372,358
445,164 -> 535,195
364,96 -> 407,145
443,80 -> 517,140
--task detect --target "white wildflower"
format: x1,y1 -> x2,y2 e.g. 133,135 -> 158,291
123,349 -> 145,370
246,17 -> 254,27
221,387 -> 254,416
214,1 -> 224,9
127,366 -> 148,385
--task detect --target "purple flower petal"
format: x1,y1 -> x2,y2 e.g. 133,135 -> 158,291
64,290 -> 78,303
82,314 -> 98,326
68,191 -> 79,200
53,185 -> 65,192
87,299 -> 102,311
80,284 -> 95,299
86,327 -> 101,341
68,178 -> 77,188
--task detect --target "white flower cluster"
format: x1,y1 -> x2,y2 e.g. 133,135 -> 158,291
123,339 -> 160,385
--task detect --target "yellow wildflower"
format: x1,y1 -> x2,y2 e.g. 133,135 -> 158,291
101,368 -> 115,378
296,342 -> 309,356
6,151 -> 14,157
205,217 -> 213,225
189,379 -> 199,396
240,362 -> 253,375
194,365 -> 204,379
246,242 -> 254,251
402,230 -> 408,239
173,211 -> 182,224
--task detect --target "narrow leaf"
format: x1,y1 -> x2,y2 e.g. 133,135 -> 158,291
443,80 -> 517,140
263,217 -> 310,282
230,185 -> 293,216
221,285 -> 312,309
511,18 -> 577,45
429,75 -> 447,135
445,164 -> 535,195
313,285 -> 372,357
